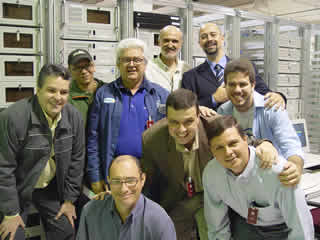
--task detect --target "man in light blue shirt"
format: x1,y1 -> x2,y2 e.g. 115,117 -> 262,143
77,155 -> 176,240
203,115 -> 314,240
218,57 -> 304,186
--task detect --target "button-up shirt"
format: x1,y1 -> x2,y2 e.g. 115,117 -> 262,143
76,194 -> 177,240
145,55 -> 191,92
203,146 -> 314,240
176,130 -> 203,192
34,111 -> 61,189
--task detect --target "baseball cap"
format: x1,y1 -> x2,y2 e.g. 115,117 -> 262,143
68,49 -> 93,65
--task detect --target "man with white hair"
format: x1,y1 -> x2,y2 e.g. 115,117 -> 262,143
145,25 -> 191,92
87,38 -> 169,194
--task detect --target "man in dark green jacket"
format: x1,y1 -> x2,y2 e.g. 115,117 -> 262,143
67,49 -> 104,127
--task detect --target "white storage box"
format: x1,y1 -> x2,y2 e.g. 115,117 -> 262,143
0,55 -> 41,82
95,65 -> 118,84
61,2 -> 118,41
278,61 -> 300,74
0,26 -> 43,54
61,40 -> 117,66
0,0 -> 42,26
277,74 -> 300,86
276,86 -> 300,99
0,81 -> 36,107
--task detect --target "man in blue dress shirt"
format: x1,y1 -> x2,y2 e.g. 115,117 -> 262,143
203,115 -> 314,240
77,155 -> 176,240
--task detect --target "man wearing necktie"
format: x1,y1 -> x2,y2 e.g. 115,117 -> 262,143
181,23 -> 286,111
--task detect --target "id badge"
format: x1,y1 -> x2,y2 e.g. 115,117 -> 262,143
186,177 -> 195,198
147,119 -> 154,128
247,203 -> 258,224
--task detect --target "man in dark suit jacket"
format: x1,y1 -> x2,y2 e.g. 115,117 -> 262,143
181,23 -> 285,110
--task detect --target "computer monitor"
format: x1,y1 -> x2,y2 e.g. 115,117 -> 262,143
291,119 -> 310,153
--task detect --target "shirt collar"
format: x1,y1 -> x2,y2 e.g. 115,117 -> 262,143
207,55 -> 227,70
176,129 -> 199,152
154,54 -> 181,73
110,194 -> 144,221
116,77 -> 154,94
39,102 -> 62,128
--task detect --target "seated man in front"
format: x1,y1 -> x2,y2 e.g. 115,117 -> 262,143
76,155 -> 176,240
203,115 -> 314,240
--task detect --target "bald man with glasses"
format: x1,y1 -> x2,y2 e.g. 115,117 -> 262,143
77,155 -> 176,240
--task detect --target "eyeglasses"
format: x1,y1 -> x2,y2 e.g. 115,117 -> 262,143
109,177 -> 140,188
71,63 -> 94,72
119,57 -> 145,65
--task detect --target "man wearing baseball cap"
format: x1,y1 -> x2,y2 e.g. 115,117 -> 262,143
68,49 -> 104,127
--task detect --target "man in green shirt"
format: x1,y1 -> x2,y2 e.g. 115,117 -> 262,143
68,49 -> 104,127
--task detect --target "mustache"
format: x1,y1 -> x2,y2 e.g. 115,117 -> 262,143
164,46 -> 176,51
205,40 -> 217,48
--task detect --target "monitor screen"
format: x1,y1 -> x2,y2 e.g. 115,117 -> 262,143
292,122 -> 307,148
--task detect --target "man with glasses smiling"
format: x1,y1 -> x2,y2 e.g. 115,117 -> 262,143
76,155 -> 176,240
68,49 -> 104,127
87,38 -> 169,195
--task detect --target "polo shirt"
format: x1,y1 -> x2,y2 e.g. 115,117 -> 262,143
115,81 -> 148,158
76,194 -> 177,240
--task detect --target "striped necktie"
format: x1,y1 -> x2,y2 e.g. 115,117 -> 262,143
214,64 -> 224,85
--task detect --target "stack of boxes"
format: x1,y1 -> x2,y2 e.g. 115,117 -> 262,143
0,0 -> 44,109
58,1 -> 119,83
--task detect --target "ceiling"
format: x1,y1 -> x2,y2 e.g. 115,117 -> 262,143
192,0 -> 320,24
153,0 -> 320,25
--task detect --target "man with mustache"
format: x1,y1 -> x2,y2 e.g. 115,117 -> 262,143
77,155 -> 177,240
181,23 -> 285,110
68,49 -> 104,127
0,64 -> 85,240
87,38 -> 169,195
145,25 -> 191,92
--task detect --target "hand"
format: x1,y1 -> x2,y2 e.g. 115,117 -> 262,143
264,92 -> 285,110
278,161 -> 302,186
55,201 -> 76,228
256,141 -> 278,169
93,187 -> 111,200
91,180 -> 106,194
199,106 -> 217,118
0,215 -> 25,240
212,84 -> 228,104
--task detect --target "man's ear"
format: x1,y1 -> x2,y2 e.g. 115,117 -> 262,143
141,173 -> 146,186
242,134 -> 248,142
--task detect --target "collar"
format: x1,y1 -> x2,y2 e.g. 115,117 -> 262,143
115,77 -> 155,94
175,129 -> 199,153
154,54 -> 182,73
253,91 -> 265,108
69,78 -> 103,99
207,55 -> 227,69
109,194 -> 144,220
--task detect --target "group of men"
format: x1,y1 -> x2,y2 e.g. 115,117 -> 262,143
0,22 -> 314,240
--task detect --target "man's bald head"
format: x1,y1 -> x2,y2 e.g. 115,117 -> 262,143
159,25 -> 183,61
198,22 -> 225,59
